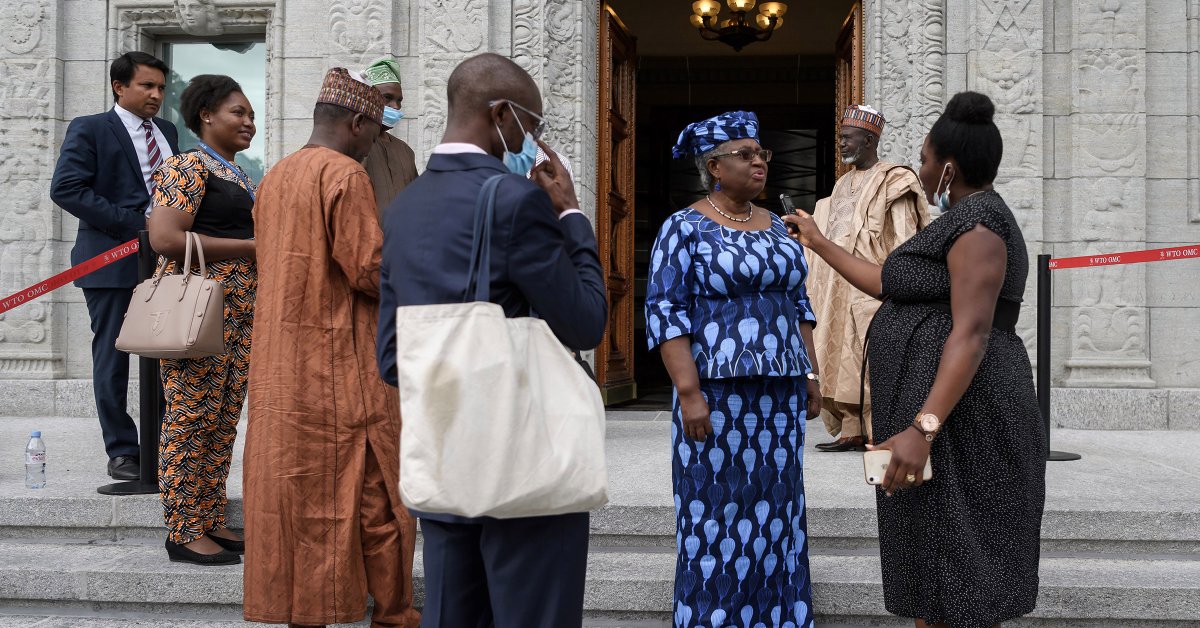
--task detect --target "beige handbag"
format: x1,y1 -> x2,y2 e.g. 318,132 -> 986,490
115,232 -> 225,359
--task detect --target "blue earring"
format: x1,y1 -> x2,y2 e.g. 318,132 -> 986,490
715,180 -> 722,192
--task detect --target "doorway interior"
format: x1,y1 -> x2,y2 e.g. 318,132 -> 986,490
599,0 -> 861,408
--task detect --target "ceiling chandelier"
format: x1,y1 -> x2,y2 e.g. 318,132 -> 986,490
690,1 -> 788,52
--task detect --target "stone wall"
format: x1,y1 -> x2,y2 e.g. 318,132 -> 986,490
866,0 -> 1200,426
1,0 -> 1196,425
0,0 -> 598,382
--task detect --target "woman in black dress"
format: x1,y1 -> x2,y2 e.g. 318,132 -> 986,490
785,92 -> 1045,627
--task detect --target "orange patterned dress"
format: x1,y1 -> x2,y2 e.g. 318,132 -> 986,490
151,150 -> 257,545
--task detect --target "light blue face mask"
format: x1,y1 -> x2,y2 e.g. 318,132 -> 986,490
932,163 -> 953,212
495,103 -> 539,175
381,106 -> 404,128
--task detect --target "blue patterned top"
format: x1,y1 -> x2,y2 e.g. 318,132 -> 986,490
645,208 -> 817,379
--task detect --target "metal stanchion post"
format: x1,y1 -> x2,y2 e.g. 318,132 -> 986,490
97,231 -> 164,495
1038,254 -> 1081,463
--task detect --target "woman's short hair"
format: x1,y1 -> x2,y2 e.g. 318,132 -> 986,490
694,142 -> 730,191
179,74 -> 243,135
928,91 -> 1003,187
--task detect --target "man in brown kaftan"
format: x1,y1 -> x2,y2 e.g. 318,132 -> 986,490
242,68 -> 419,628
362,57 -> 418,218
807,105 -> 928,452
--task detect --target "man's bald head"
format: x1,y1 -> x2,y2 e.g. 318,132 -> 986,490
447,53 -> 541,123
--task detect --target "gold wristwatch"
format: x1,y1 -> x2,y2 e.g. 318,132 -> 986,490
913,413 -> 941,442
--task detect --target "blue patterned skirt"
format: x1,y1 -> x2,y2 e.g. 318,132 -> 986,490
672,377 -> 814,628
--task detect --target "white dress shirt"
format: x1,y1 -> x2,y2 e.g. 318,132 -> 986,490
113,104 -> 175,212
432,143 -> 583,219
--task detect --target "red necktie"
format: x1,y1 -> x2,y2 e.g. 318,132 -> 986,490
142,119 -> 163,198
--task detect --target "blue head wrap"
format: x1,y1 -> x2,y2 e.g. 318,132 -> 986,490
671,110 -> 760,159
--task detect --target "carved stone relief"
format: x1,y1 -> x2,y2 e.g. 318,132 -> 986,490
416,0 -> 489,162
1072,177 -> 1145,242
0,50 -> 61,375
421,0 -> 488,54
512,0 -> 545,83
1072,113 -> 1146,176
329,0 -> 387,58
1065,0 -> 1153,386
1076,50 -> 1143,112
175,0 -> 225,36
1,0 -> 46,55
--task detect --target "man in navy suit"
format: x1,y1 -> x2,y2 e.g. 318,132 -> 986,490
377,53 -> 607,627
50,52 -> 180,480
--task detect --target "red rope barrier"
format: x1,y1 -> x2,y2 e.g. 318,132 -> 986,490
0,239 -> 140,314
1048,244 -> 1200,270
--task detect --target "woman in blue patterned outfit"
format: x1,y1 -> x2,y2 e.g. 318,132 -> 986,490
646,111 -> 821,628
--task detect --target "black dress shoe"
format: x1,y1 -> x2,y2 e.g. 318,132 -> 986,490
815,438 -> 866,452
107,455 -> 139,480
209,534 -> 245,554
165,539 -> 241,565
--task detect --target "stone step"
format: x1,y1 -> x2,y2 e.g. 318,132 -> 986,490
3,419 -> 1199,557
4,380 -> 1197,430
4,494 -> 1197,559
0,540 -> 1198,624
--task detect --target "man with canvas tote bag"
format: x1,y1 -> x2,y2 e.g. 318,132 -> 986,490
377,53 -> 608,627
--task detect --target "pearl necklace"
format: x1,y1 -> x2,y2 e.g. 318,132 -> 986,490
705,195 -> 753,223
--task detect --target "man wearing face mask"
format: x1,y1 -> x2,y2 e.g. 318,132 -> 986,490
362,56 -> 419,218
804,105 -> 927,453
377,53 -> 607,627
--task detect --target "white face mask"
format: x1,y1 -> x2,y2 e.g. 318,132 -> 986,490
932,163 -> 953,211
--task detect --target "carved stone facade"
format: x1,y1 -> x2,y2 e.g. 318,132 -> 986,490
0,0 -> 1197,414
0,0 -> 63,378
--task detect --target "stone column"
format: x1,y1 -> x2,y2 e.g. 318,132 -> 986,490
511,0 -> 599,221
415,0 -> 499,165
1061,0 -> 1154,387
863,0 -> 946,170
0,0 -> 64,378
964,0 -> 1046,361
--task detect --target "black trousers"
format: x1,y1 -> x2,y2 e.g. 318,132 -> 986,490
419,512 -> 589,628
82,287 -> 139,459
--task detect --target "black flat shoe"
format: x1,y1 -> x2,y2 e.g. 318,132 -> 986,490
815,438 -> 866,452
165,539 -> 240,565
209,534 -> 245,554
107,455 -> 139,480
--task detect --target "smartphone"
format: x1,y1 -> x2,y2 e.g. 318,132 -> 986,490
780,194 -> 811,235
779,194 -> 814,216
863,450 -> 933,486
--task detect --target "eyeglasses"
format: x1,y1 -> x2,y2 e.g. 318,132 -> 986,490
710,148 -> 773,163
489,99 -> 549,140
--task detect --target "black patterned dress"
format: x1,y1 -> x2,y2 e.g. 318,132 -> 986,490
868,191 -> 1046,627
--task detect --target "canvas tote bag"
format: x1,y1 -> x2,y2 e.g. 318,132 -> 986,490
394,174 -> 609,519
115,232 -> 225,359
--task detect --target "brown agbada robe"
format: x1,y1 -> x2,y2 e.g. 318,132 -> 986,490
243,145 -> 419,627
362,132 -> 418,218
806,161 -> 928,439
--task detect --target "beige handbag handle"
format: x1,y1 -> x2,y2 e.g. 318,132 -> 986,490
192,232 -> 209,281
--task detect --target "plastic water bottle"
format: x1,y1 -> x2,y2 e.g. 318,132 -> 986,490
25,431 -> 46,489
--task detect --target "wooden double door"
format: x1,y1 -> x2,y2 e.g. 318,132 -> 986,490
595,4 -> 637,404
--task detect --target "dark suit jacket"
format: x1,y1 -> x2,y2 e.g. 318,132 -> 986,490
50,108 -> 180,289
377,151 -> 607,388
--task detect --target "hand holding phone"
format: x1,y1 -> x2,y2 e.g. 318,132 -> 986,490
863,450 -> 933,486
779,194 -> 813,235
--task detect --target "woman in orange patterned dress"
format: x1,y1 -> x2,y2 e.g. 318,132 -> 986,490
148,74 -> 257,565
